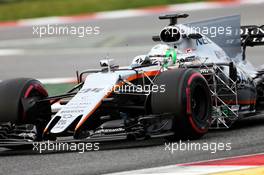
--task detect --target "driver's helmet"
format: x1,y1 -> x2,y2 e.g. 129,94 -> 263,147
131,44 -> 176,67
147,44 -> 176,66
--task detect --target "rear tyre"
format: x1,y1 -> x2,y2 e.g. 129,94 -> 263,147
151,69 -> 211,140
0,78 -> 51,140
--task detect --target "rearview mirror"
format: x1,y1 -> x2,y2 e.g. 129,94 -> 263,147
100,59 -> 115,67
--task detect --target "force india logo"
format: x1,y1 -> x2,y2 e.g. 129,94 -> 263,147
241,26 -> 264,43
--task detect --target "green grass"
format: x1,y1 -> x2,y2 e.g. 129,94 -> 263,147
0,0 -> 202,21
44,83 -> 75,96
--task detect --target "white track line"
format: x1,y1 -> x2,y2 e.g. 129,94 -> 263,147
107,166 -> 254,175
0,49 -> 24,56
106,152 -> 264,175
38,77 -> 76,84
0,77 -> 76,84
176,152 -> 264,166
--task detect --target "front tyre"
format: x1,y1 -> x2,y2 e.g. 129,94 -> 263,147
0,78 -> 51,140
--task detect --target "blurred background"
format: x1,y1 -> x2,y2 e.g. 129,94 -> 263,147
0,0 -> 263,95
0,0 -> 201,21
2,1 -> 264,175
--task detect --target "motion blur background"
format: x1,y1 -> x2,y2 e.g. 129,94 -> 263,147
0,0 -> 201,21
1,1 -> 264,174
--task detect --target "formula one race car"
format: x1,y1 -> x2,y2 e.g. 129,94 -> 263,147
0,14 -> 264,147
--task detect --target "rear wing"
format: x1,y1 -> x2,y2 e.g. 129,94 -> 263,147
241,25 -> 264,60
241,25 -> 264,47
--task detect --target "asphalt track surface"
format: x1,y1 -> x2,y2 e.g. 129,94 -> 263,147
1,2 -> 264,175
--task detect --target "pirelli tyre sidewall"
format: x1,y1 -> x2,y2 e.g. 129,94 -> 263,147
0,78 -> 51,124
151,68 -> 212,139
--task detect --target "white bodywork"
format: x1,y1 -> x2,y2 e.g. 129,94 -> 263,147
47,67 -> 159,134
46,19 -> 257,134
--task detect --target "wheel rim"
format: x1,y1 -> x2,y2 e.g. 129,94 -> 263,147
191,85 -> 208,124
21,82 -> 50,123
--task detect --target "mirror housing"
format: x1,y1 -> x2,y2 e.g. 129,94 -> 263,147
188,33 -> 202,39
100,59 -> 115,67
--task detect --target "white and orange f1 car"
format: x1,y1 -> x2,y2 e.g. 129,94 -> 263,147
0,14 -> 264,148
